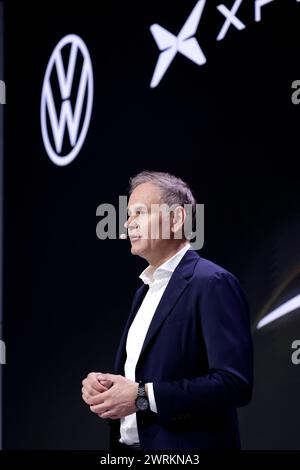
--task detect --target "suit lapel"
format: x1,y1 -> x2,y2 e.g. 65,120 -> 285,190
114,249 -> 200,375
135,271 -> 189,371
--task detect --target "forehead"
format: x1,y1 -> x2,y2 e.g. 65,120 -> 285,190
128,182 -> 161,207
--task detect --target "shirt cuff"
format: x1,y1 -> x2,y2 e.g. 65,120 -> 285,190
146,382 -> 158,413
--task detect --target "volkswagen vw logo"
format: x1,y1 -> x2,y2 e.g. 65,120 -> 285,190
41,34 -> 94,166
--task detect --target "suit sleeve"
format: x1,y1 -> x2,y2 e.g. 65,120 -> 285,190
152,271 -> 253,426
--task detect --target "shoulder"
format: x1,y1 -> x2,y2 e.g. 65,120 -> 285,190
190,255 -> 249,315
193,255 -> 238,284
189,254 -> 246,301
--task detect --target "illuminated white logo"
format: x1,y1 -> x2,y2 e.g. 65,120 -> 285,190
150,0 -> 282,88
257,294 -> 300,329
150,0 -> 207,88
216,0 -> 245,41
41,34 -> 94,166
255,0 -> 274,22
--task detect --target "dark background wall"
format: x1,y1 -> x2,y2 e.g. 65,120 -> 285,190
2,0 -> 300,449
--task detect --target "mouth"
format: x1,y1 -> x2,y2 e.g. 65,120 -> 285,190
129,235 -> 142,243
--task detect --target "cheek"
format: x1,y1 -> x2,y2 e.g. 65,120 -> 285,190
153,216 -> 171,240
161,216 -> 172,238
148,214 -> 162,237
139,216 -> 151,237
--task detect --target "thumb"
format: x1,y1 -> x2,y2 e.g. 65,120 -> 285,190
97,373 -> 116,384
98,379 -> 113,389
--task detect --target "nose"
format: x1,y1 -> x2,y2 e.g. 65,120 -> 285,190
124,215 -> 138,229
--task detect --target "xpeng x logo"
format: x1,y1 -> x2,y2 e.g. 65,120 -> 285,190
150,0 -> 207,88
150,0 -> 284,88
41,34 -> 94,166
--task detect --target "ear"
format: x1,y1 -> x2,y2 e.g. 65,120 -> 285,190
171,206 -> 186,236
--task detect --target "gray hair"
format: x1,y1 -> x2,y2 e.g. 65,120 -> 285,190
128,170 -> 197,234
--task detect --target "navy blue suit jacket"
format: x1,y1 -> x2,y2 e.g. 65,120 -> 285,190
109,249 -> 253,450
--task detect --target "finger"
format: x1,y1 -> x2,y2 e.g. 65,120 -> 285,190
84,383 -> 107,396
90,402 -> 110,414
82,384 -> 105,400
82,393 -> 90,404
87,393 -> 105,406
85,373 -> 108,392
81,387 -> 89,398
82,386 -> 97,397
89,378 -> 108,394
82,379 -> 99,395
94,387 -> 112,402
97,373 -> 118,383
98,410 -> 112,419
98,379 -> 113,389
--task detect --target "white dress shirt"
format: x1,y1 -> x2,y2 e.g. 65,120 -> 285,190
119,242 -> 191,445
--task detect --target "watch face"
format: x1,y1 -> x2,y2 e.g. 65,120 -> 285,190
136,396 -> 149,411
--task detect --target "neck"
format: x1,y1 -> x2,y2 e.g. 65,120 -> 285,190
149,240 -> 188,270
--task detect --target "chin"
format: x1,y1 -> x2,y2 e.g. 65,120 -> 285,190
130,241 -> 147,257
130,245 -> 138,255
130,243 -> 141,255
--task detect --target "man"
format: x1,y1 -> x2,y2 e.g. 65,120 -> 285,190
82,171 -> 253,451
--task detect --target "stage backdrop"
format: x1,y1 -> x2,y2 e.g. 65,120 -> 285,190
2,0 -> 300,449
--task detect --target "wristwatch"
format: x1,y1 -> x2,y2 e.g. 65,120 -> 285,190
135,381 -> 149,411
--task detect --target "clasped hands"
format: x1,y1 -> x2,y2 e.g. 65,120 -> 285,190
81,372 -> 139,420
